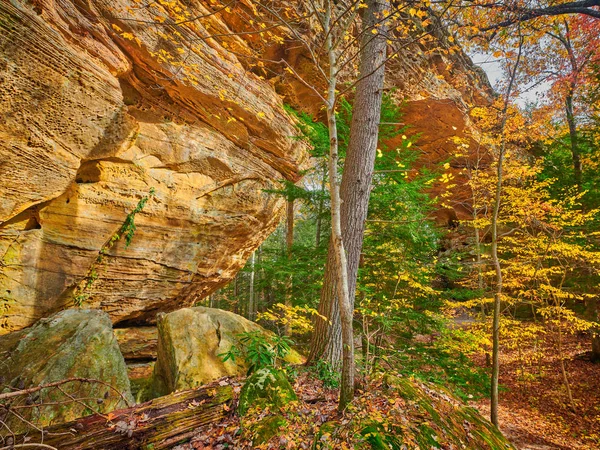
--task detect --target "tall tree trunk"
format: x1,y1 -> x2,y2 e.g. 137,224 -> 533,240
257,244 -> 263,314
307,0 -> 389,367
473,212 -> 485,315
233,273 -> 239,315
285,199 -> 294,336
490,169 -> 503,427
316,163 -> 326,248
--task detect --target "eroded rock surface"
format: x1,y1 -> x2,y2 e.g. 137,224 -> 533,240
0,0 -> 308,333
115,326 -> 158,361
0,0 -> 492,334
0,309 -> 132,433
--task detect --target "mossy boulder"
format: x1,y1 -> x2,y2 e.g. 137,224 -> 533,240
151,307 -> 303,397
250,414 -> 288,445
360,422 -> 405,450
238,367 -> 297,416
379,374 -> 514,450
0,309 -> 133,434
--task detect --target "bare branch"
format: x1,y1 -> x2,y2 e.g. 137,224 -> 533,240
0,378 -> 131,408
477,0 -> 600,31
0,445 -> 58,450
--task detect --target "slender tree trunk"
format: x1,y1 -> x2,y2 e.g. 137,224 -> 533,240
322,2 -> 354,410
474,215 -> 485,315
490,35 -> 524,428
257,244 -> 264,313
316,163 -> 326,248
248,251 -> 256,321
490,140 -> 504,429
285,199 -> 294,336
565,92 -> 582,190
556,24 -> 583,193
233,273 -> 239,315
307,0 -> 389,368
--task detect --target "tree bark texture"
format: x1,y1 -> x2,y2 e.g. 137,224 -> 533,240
307,0 -> 389,366
6,384 -> 233,450
248,251 -> 256,321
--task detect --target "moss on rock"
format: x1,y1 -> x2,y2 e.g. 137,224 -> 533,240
251,414 -> 288,445
238,366 -> 297,416
0,309 -> 133,434
151,307 -> 303,398
380,374 -> 514,450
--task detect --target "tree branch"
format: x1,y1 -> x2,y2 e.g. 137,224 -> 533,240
478,0 -> 600,31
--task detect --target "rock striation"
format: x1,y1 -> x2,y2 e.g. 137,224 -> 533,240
0,0 -> 308,333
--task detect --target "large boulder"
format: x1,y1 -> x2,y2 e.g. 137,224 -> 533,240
152,307 -> 303,397
0,309 -> 133,434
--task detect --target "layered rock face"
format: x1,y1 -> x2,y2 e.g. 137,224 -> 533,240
0,0 -> 308,333
0,1 -> 491,334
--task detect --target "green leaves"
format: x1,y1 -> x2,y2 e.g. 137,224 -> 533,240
219,331 -> 293,374
119,188 -> 156,248
72,188 -> 155,306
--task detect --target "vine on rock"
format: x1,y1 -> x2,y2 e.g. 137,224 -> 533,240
73,188 -> 156,306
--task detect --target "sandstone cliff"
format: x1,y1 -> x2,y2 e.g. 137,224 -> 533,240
0,1 -> 491,333
0,0 -> 308,333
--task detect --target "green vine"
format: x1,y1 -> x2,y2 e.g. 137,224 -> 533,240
73,188 -> 156,306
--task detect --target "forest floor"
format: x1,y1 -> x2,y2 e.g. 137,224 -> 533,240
169,333 -> 600,449
470,333 -> 600,450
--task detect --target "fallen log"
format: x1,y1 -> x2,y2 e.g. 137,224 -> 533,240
6,381 -> 233,450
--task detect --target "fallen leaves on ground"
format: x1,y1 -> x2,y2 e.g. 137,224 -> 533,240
174,369 -> 511,449
471,333 -> 600,450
